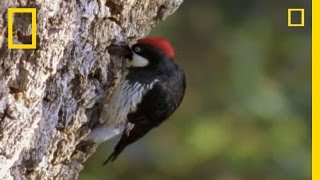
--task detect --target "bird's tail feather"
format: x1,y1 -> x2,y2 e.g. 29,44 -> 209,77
103,152 -> 119,165
102,131 -> 129,165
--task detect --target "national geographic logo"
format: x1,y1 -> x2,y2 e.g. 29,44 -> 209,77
8,8 -> 37,49
288,8 -> 305,27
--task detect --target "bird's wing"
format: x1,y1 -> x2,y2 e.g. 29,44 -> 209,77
103,83 -> 174,164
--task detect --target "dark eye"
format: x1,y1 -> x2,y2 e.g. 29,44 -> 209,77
134,47 -> 141,53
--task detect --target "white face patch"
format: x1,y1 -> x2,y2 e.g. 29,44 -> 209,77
130,52 -> 149,67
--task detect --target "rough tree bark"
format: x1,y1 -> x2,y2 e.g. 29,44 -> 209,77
0,0 -> 182,179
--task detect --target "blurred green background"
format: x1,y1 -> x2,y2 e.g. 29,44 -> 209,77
80,0 -> 311,179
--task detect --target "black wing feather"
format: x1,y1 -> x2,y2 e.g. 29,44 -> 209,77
104,66 -> 186,164
103,83 -> 175,164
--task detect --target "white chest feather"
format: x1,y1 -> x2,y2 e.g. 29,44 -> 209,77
101,78 -> 158,126
86,77 -> 158,143
86,75 -> 158,142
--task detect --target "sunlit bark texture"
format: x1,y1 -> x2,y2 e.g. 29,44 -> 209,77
0,0 -> 182,179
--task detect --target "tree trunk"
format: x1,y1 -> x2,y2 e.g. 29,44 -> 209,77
0,0 -> 182,179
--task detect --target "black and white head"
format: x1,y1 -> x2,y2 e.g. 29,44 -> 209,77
108,37 -> 176,73
128,37 -> 176,68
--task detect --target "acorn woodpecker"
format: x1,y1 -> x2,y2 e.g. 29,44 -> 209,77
86,37 -> 186,164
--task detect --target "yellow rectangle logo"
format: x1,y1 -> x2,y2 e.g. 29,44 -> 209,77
288,8 -> 305,27
8,8 -> 37,49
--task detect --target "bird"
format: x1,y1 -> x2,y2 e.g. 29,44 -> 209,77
86,37 -> 186,165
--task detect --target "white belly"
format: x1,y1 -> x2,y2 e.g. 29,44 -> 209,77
86,77 -> 158,143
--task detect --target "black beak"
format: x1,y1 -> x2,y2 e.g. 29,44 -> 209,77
107,43 -> 132,58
